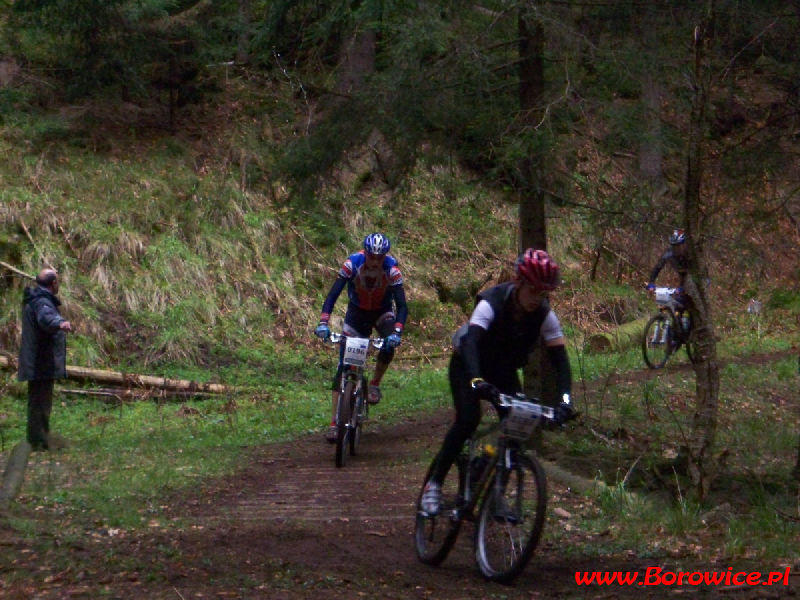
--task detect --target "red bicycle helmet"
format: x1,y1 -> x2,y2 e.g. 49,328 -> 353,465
515,248 -> 560,290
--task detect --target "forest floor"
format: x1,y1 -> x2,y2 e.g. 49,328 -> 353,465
2,352 -> 799,599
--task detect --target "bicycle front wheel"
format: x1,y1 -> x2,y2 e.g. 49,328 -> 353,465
335,381 -> 354,468
349,381 -> 363,456
474,453 -> 547,584
684,323 -> 698,364
642,313 -> 674,369
414,454 -> 465,566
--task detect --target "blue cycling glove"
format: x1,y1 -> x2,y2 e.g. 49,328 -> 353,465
386,328 -> 402,349
314,322 -> 331,340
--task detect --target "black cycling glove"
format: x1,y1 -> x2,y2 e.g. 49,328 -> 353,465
470,378 -> 499,401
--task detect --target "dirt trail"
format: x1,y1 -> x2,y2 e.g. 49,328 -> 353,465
2,351 -> 798,599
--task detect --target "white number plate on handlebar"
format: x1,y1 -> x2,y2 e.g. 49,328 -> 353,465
343,337 -> 369,367
655,287 -> 677,305
502,400 -> 548,441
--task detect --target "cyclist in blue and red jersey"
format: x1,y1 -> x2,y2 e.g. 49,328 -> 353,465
420,249 -> 575,515
314,233 -> 408,443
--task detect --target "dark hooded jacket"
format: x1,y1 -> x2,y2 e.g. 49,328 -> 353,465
17,285 -> 67,381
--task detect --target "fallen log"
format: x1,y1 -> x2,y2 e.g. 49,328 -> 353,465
0,261 -> 34,280
61,388 -> 218,401
0,356 -> 231,394
585,316 -> 649,353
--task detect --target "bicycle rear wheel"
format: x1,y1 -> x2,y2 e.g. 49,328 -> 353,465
414,454 -> 465,566
642,313 -> 674,369
335,381 -> 354,468
474,454 -> 547,584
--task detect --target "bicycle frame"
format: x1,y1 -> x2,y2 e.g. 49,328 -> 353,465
325,332 -> 384,467
643,287 -> 695,369
329,331 -> 384,396
457,395 -> 554,517
653,287 -> 690,339
415,392 -> 554,583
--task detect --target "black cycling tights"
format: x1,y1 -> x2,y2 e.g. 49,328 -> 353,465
429,353 -> 520,485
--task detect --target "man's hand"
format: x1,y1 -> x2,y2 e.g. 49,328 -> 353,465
314,322 -> 331,340
470,378 -> 498,401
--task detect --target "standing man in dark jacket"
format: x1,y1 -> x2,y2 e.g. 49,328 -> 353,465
18,268 -> 72,450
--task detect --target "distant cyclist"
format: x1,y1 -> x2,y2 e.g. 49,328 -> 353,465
314,233 -> 408,443
646,228 -> 690,316
420,249 -> 575,515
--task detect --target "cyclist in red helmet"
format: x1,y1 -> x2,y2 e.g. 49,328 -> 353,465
420,248 -> 575,515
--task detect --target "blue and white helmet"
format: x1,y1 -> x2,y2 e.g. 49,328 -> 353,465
363,232 -> 391,255
669,229 -> 687,245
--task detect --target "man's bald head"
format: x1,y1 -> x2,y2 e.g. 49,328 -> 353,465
36,268 -> 58,289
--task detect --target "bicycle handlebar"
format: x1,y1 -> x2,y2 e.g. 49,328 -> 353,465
326,331 -> 385,349
485,393 -> 557,424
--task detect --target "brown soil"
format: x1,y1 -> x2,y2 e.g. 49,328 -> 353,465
2,353 -> 798,599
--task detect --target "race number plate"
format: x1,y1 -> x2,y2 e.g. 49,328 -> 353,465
343,337 -> 369,367
502,400 -> 547,441
655,287 -> 677,305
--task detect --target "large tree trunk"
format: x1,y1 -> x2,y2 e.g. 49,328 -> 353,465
518,5 -> 557,405
684,1 -> 720,500
518,6 -> 546,251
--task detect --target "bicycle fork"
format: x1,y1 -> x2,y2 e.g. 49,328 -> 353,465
651,315 -> 670,345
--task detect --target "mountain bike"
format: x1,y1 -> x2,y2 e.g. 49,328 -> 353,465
642,286 -> 697,369
324,332 -> 385,468
414,392 -> 561,584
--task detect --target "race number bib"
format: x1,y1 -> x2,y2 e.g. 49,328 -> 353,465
502,400 -> 548,441
343,337 -> 369,367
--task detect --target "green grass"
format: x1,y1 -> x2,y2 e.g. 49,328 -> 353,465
1,365 -> 451,530
4,348 -> 799,566
543,354 -> 800,563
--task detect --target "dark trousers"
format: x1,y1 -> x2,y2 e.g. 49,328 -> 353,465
27,379 -> 54,448
430,353 -> 524,485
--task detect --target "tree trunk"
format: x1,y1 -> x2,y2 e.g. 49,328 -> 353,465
684,1 -> 720,500
236,0 -> 251,65
637,3 -> 665,190
793,429 -> 800,480
517,5 -> 546,251
518,4 -> 556,405
334,31 -> 376,96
